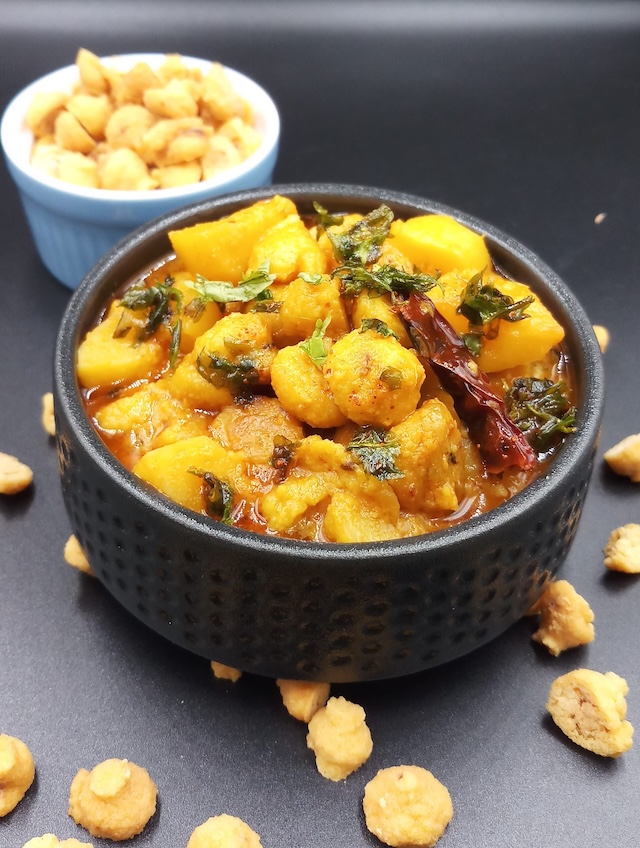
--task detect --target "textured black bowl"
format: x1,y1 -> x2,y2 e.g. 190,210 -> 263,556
53,183 -> 604,682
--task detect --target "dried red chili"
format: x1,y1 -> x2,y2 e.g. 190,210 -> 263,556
400,293 -> 537,474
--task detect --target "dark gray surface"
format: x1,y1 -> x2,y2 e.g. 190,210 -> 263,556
1,3 -> 640,847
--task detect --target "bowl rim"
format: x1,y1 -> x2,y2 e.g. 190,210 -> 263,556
0,52 -> 280,204
54,182 -> 605,563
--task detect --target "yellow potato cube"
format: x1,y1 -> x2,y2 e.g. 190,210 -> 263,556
428,270 -> 565,372
76,304 -> 164,389
133,435 -> 245,513
248,214 -> 327,283
390,214 -> 491,276
169,195 -> 297,283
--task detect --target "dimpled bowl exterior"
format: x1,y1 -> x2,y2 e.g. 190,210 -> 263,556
53,184 -> 604,683
1,55 -> 280,289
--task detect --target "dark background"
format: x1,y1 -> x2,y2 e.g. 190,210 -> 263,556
2,2 -> 640,846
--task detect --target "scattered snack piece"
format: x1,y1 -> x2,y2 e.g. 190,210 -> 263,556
604,524 -> 640,573
22,836 -> 93,848
41,392 -> 56,436
63,535 -> 94,576
546,668 -> 634,757
0,733 -> 36,816
306,695 -> 373,781
276,679 -> 331,723
210,661 -> 242,683
528,579 -> 595,656
362,765 -> 453,848
187,813 -> 263,848
594,212 -> 606,224
68,758 -> 157,841
0,451 -> 33,495
603,434 -> 640,482
592,324 -> 609,353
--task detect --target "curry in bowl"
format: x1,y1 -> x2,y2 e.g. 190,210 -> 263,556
78,196 -> 576,544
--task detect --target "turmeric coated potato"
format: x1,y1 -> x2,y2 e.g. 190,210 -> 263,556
76,303 -> 164,389
390,213 -> 491,276
323,329 -> 425,428
248,214 -> 327,283
169,195 -> 297,282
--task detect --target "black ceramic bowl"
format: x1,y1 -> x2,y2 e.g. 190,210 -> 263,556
53,184 -> 604,683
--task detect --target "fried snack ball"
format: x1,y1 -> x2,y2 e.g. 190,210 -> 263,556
68,758 -> 157,841
98,147 -> 157,191
323,329 -> 425,428
269,276 -> 349,347
604,524 -> 640,573
26,91 -> 68,136
271,344 -> 347,429
187,814 -> 263,848
54,111 -> 95,155
64,535 -> 94,576
528,579 -> 595,656
603,433 -> 640,482
276,680 -> 331,722
362,765 -> 453,848
66,94 -> 113,140
593,324 -> 610,353
41,392 -> 55,437
76,48 -> 109,95
22,837 -> 93,848
389,399 -> 463,514
200,63 -> 247,122
58,152 -> 99,188
547,669 -> 634,757
104,104 -> 156,152
211,662 -> 242,683
306,696 -> 373,781
0,734 -> 36,816
0,452 -> 33,495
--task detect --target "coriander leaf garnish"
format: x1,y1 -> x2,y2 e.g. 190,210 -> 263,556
313,201 -> 344,234
169,319 -> 182,369
196,351 -> 260,392
116,275 -> 183,343
188,467 -> 235,524
457,271 -> 534,347
379,367 -> 403,390
333,261 -> 439,299
299,272 -> 324,285
461,332 -> 483,357
299,316 -> 331,369
327,204 -> 394,265
505,377 -> 577,450
359,318 -> 399,340
186,262 -> 276,313
347,426 -> 404,480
